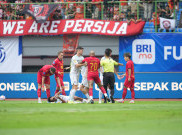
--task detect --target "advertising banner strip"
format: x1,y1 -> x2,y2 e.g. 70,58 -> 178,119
0,73 -> 182,99
0,19 -> 145,36
119,33 -> 182,72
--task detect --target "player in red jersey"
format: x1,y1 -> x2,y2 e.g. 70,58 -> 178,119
81,51 -> 110,104
37,65 -> 61,103
117,53 -> 135,103
52,51 -> 66,96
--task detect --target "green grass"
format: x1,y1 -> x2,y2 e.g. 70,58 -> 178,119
0,100 -> 182,135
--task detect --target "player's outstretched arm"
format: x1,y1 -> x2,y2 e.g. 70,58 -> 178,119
118,63 -> 124,66
76,62 -> 87,68
55,91 -> 62,97
64,67 -> 70,70
114,68 -> 121,79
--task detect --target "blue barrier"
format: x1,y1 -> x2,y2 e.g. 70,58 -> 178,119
119,33 -> 182,72
0,73 -> 182,99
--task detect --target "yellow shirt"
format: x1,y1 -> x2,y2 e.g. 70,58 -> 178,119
100,57 -> 118,73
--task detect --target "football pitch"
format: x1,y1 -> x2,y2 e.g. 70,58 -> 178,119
0,100 -> 182,135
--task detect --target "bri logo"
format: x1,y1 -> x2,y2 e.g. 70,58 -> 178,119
0,42 -> 6,63
132,39 -> 155,64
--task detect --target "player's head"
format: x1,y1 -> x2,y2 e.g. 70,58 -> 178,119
105,48 -> 112,57
90,50 -> 95,57
124,52 -> 131,61
48,96 -> 57,102
76,46 -> 84,55
58,51 -> 63,60
50,67 -> 56,74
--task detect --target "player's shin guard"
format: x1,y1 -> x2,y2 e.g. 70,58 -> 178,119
130,88 -> 135,100
62,89 -> 66,96
37,88 -> 41,98
46,89 -> 50,98
122,88 -> 127,99
100,86 -> 108,97
89,88 -> 93,97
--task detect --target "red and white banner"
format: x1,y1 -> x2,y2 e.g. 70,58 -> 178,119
0,19 -> 145,36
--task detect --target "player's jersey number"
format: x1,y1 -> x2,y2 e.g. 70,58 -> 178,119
90,63 -> 98,71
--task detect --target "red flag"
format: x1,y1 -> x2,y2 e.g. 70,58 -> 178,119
63,34 -> 80,56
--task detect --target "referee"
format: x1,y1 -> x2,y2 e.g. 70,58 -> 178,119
100,48 -> 123,103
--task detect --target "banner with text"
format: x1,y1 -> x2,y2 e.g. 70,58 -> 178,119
119,33 -> 182,72
0,73 -> 181,99
0,37 -> 22,73
0,19 -> 145,36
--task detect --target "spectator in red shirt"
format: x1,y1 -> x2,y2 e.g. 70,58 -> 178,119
74,0 -> 84,19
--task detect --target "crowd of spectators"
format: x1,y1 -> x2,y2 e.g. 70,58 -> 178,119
0,0 -> 180,26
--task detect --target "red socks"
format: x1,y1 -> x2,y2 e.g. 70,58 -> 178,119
62,89 -> 66,96
122,88 -> 127,99
37,88 -> 41,98
89,88 -> 93,96
37,88 -> 51,98
122,88 -> 135,100
130,88 -> 135,100
100,86 -> 106,94
46,89 -> 50,98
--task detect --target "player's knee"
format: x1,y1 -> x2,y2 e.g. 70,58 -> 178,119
38,84 -> 42,89
45,85 -> 50,89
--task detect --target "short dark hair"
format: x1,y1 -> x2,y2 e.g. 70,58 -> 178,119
47,97 -> 51,102
50,67 -> 56,74
76,46 -> 84,50
58,51 -> 63,56
105,48 -> 112,57
124,52 -> 131,59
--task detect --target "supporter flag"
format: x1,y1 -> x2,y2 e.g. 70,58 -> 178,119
160,17 -> 175,30
0,37 -> 22,73
23,4 -> 57,23
63,34 -> 80,56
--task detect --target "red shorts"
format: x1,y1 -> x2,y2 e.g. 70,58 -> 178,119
55,75 -> 64,87
37,72 -> 50,85
87,74 -> 101,84
124,77 -> 135,88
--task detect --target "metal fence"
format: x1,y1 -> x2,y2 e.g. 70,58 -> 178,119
0,0 -> 182,33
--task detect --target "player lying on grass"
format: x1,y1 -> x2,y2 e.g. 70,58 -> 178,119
47,91 -> 88,103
